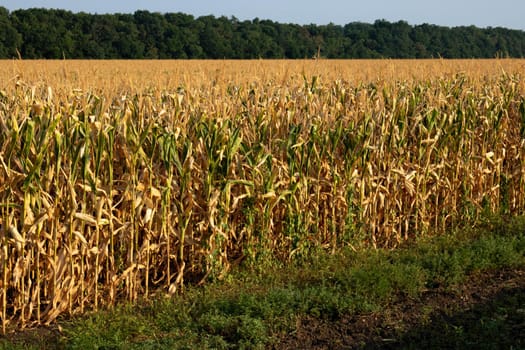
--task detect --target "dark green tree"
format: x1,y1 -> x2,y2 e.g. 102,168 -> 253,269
1,8 -> 524,59
0,7 -> 21,58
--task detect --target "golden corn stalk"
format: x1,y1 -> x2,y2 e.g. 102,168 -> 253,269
0,59 -> 524,331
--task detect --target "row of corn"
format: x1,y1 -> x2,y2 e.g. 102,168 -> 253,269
0,67 -> 524,330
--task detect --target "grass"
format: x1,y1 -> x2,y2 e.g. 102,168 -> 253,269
1,215 -> 524,349
392,286 -> 525,349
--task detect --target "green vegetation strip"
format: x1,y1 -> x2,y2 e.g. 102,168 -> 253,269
2,8 -> 525,59
3,216 -> 525,349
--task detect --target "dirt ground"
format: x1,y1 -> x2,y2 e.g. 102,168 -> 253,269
274,268 -> 525,349
2,268 -> 524,349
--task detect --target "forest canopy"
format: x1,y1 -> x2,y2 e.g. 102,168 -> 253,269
1,7 -> 524,59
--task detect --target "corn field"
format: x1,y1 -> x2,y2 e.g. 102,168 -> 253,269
0,59 -> 524,331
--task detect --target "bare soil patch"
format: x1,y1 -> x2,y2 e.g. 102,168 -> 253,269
274,268 -> 525,349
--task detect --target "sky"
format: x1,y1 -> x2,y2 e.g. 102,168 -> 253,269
1,0 -> 524,31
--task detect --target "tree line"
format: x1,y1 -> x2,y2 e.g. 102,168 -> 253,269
1,7 -> 524,59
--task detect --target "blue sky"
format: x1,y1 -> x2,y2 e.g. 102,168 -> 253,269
2,0 -> 524,30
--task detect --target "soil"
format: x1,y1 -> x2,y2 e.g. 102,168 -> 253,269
274,268 -> 525,349
2,268 -> 524,349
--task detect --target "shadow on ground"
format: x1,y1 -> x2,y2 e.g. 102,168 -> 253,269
378,285 -> 525,349
2,269 -> 523,349
275,269 -> 524,350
